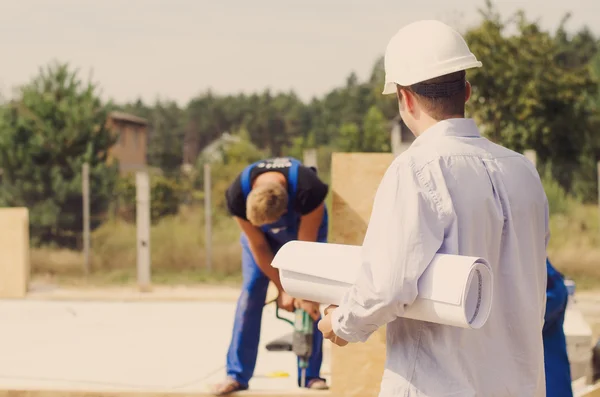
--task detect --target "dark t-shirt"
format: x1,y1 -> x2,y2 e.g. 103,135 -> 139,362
225,158 -> 329,221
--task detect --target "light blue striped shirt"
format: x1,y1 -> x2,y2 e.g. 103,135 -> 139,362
331,118 -> 549,397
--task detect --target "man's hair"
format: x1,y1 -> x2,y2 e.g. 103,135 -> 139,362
246,182 -> 288,226
399,70 -> 467,121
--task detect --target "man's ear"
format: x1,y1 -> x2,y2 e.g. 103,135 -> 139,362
465,81 -> 472,103
397,87 -> 416,114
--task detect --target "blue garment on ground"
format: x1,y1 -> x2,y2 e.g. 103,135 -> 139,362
543,258 -> 573,397
226,158 -> 329,388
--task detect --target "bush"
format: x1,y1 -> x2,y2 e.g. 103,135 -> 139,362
115,172 -> 182,223
86,205 -> 241,274
541,168 -> 572,216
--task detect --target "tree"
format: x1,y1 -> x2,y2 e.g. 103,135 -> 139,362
0,61 -> 118,247
464,1 -> 599,199
362,106 -> 391,152
147,100 -> 185,175
337,122 -> 361,152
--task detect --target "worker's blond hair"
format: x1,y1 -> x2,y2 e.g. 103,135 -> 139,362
246,182 -> 288,226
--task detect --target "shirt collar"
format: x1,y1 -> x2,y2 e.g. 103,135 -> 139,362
411,118 -> 481,147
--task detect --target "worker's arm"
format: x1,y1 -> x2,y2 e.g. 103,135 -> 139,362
329,159 -> 448,344
544,259 -> 568,333
295,202 -> 327,320
297,202 -> 325,242
234,217 -> 284,291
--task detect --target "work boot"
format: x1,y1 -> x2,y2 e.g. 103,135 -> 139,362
211,377 -> 248,395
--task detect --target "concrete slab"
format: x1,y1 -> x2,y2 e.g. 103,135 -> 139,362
0,300 -> 330,395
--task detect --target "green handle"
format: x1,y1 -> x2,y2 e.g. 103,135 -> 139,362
274,301 -> 294,327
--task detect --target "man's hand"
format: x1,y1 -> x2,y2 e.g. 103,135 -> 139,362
318,305 -> 348,347
295,299 -> 321,321
276,291 -> 295,312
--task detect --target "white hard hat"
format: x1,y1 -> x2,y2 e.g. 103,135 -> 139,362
382,20 -> 482,95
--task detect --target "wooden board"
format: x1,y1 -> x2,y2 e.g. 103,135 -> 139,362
0,208 -> 29,298
329,153 -> 394,397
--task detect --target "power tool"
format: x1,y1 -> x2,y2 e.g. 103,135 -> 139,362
292,307 -> 313,387
264,295 -> 314,387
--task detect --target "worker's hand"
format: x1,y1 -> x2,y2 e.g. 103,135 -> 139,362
295,299 -> 321,321
276,291 -> 295,312
318,305 -> 348,347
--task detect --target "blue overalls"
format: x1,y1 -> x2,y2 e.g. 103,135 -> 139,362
225,157 -> 329,389
543,258 -> 573,397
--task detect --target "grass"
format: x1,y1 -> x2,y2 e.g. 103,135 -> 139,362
31,165 -> 336,288
29,166 -> 600,291
31,205 -> 244,286
547,203 -> 600,289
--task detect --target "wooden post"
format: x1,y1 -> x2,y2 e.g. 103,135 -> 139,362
136,171 -> 151,291
82,163 -> 91,275
303,148 -> 318,169
204,163 -> 212,272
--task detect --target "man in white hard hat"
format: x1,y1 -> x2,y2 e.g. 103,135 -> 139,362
318,20 -> 549,396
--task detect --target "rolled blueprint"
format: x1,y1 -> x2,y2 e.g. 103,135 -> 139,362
272,241 -> 493,329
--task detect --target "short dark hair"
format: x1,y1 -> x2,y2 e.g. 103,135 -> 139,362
398,70 -> 467,121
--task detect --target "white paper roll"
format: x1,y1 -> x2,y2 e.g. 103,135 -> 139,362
272,241 -> 493,329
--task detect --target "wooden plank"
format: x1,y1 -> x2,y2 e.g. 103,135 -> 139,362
329,152 -> 394,397
0,208 -> 29,298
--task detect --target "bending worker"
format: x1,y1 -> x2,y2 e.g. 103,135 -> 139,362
318,20 -> 550,396
213,157 -> 329,395
544,257 -> 573,397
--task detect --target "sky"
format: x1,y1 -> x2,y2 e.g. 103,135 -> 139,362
1,0 -> 599,106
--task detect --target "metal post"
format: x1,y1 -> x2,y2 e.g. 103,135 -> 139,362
82,163 -> 90,275
204,163 -> 212,272
303,148 -> 318,169
136,171 -> 151,291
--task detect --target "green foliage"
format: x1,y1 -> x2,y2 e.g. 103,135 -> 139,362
541,168 -> 571,215
337,122 -> 361,151
362,106 -> 391,152
115,173 -> 182,223
0,61 -> 118,247
464,1 -> 599,199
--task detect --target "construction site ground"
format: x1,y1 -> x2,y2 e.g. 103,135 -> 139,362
0,283 -> 330,395
0,282 -> 598,396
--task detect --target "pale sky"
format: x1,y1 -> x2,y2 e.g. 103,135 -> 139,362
1,0 -> 598,106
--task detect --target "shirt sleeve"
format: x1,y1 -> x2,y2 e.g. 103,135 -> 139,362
331,158 -> 449,343
294,166 -> 329,215
225,174 -> 247,220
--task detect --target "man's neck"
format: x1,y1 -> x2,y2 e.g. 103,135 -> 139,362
412,115 -> 465,137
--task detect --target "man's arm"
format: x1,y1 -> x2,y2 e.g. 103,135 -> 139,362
234,217 -> 284,291
298,202 -> 325,242
329,159 -> 448,344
